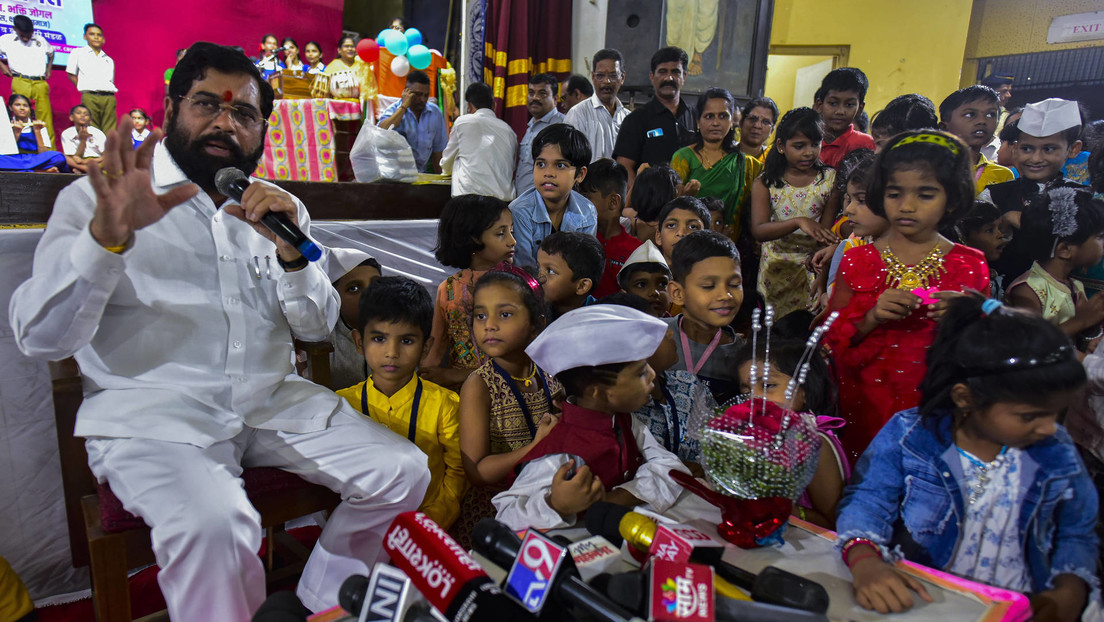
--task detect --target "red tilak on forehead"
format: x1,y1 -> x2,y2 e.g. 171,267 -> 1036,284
222,90 -> 233,102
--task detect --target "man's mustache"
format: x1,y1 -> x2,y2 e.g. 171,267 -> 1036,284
660,80 -> 679,88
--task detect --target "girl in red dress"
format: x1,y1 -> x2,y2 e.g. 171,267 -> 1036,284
826,130 -> 990,461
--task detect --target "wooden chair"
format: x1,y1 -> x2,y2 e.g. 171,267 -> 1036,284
50,341 -> 341,622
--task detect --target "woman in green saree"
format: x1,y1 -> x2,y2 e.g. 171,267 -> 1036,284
670,88 -> 763,240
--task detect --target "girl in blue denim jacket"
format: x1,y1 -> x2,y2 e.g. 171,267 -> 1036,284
837,294 -> 1099,621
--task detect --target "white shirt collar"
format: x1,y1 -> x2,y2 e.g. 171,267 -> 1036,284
589,92 -> 622,111
151,140 -> 190,189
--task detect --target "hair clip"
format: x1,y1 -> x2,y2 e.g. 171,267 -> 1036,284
490,261 -> 544,303
1048,187 -> 1080,239
891,133 -> 960,156
963,344 -> 1074,376
980,298 -> 1003,316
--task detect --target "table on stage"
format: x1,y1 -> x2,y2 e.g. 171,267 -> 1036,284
254,98 -> 364,183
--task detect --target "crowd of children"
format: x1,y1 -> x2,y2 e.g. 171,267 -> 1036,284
314,59 -> 1104,621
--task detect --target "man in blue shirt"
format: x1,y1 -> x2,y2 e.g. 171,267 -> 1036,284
514,73 -> 564,197
378,70 -> 448,173
510,124 -> 597,268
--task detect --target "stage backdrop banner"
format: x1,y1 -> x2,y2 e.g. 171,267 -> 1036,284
0,0 -> 94,64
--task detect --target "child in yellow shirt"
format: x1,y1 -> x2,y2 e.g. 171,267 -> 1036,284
336,276 -> 468,529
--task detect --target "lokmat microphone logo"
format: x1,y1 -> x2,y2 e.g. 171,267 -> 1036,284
385,524 -> 456,601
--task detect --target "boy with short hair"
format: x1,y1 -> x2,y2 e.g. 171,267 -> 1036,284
491,305 -> 689,530
509,123 -> 597,268
579,158 -> 641,298
938,85 -> 1014,194
537,231 -> 605,318
336,276 -> 467,530
813,67 -> 875,167
66,23 -> 117,132
653,196 -> 709,265
617,240 -> 671,317
60,104 -> 107,174
980,98 -> 1090,282
324,247 -> 383,390
666,230 -> 746,403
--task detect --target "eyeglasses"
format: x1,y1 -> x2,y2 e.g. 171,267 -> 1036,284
744,115 -> 774,127
178,95 -> 264,128
592,72 -> 622,83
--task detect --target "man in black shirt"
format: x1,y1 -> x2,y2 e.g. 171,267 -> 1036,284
613,46 -> 697,195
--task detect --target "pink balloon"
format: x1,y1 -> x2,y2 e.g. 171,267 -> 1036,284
391,55 -> 411,78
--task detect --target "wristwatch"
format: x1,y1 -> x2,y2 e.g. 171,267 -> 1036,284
276,253 -> 308,271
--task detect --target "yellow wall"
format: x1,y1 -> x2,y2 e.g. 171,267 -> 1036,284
961,0 -> 1104,86
763,55 -> 833,114
769,0 -> 974,117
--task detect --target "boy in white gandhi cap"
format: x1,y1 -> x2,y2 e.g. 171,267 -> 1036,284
980,98 -> 1089,283
491,304 -> 689,530
323,246 -> 382,389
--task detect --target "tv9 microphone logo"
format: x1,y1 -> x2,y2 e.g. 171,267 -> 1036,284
503,530 -> 567,613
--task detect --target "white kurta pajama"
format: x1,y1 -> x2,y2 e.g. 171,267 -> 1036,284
8,142 -> 430,620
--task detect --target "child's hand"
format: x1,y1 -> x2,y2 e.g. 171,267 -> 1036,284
1030,574 -> 1088,622
926,291 -> 964,321
868,289 -> 920,324
677,179 -> 701,196
850,556 -> 933,613
1075,290 -> 1104,330
796,217 -> 840,246
10,120 -> 24,131
548,460 -> 604,516
809,245 -> 835,272
533,412 -> 560,443
31,119 -> 46,129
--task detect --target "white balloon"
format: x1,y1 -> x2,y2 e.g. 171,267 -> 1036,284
391,55 -> 411,77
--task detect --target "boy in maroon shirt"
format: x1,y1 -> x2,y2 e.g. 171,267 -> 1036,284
579,158 -> 642,298
814,67 -> 875,167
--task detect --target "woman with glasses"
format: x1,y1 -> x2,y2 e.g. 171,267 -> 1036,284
736,97 -> 778,162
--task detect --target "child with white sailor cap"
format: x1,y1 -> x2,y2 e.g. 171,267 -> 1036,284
490,304 -> 690,530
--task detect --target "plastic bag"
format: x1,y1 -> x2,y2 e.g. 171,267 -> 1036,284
350,122 -> 419,183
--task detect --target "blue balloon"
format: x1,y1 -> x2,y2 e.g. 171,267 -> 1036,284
408,44 -> 432,70
404,28 -> 423,47
383,29 -> 408,56
377,29 -> 390,45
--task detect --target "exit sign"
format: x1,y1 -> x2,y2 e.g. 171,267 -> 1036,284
1048,11 -> 1104,44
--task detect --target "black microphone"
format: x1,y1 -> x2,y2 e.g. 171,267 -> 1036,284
214,167 -> 322,261
251,590 -> 310,621
472,518 -> 644,622
585,502 -> 830,614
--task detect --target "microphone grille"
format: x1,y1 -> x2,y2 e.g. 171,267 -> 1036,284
214,167 -> 247,197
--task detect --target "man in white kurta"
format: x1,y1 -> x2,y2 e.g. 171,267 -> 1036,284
8,43 -> 429,621
440,82 -> 517,201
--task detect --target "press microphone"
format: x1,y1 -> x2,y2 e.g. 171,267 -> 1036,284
586,502 -> 829,614
339,563 -> 436,622
251,590 -> 311,621
472,518 -> 643,622
383,512 -> 535,622
594,569 -> 829,622
214,167 -> 322,261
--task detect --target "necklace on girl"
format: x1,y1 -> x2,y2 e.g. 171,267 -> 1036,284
510,363 -> 538,388
881,243 -> 947,290
956,445 -> 1009,505
698,147 -> 723,170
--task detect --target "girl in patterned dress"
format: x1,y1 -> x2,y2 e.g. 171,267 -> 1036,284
422,195 -> 516,391
453,266 -> 562,543
836,294 -> 1098,621
751,108 -> 841,317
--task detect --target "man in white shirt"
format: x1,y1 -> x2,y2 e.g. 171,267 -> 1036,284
0,15 -> 56,146
440,82 -> 517,200
66,23 -> 118,131
9,43 -> 429,621
564,49 -> 629,161
514,73 -> 564,196
61,104 -> 108,173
